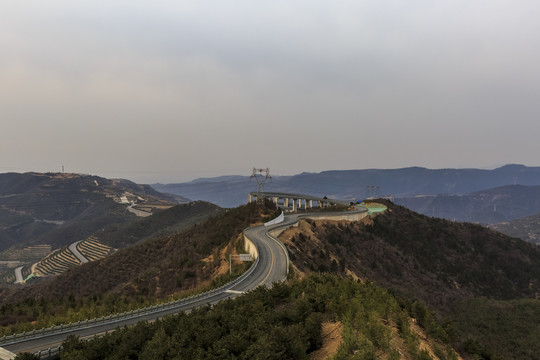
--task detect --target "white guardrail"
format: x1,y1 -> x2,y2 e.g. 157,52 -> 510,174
264,211 -> 284,226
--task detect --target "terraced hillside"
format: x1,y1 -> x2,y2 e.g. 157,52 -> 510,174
76,237 -> 114,261
34,248 -> 81,276
0,246 -> 52,283
34,238 -> 114,277
0,245 -> 51,262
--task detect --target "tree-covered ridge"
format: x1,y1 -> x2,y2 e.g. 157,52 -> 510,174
56,274 -> 458,360
283,201 -> 540,310
280,201 -> 540,360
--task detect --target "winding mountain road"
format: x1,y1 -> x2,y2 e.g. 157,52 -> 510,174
2,208 -> 366,357
68,241 -> 89,264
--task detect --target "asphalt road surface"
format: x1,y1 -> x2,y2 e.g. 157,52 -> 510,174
68,241 -> 89,264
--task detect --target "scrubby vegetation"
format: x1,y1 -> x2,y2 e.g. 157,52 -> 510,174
57,274 -> 457,360
449,298 -> 540,360
281,200 -> 540,359
284,201 -> 540,308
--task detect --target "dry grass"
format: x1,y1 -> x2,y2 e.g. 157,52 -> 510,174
310,322 -> 343,360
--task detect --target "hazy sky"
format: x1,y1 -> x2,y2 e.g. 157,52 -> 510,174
1,1 -> 539,183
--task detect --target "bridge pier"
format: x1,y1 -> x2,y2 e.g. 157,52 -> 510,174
248,192 -> 349,212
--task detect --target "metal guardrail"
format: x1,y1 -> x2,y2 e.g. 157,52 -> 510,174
35,346 -> 61,360
30,255 -> 260,360
0,255 -> 260,349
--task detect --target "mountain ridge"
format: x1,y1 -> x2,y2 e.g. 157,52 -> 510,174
0,172 -> 184,255
153,164 -> 540,208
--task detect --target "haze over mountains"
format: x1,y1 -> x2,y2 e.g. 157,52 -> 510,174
394,185 -> 540,224
154,164 -> 540,208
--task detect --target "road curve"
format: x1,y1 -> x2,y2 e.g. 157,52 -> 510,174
14,266 -> 24,284
68,241 -> 89,264
3,209 -> 365,356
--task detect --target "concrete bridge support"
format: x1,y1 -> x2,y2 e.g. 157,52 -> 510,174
248,192 -> 349,213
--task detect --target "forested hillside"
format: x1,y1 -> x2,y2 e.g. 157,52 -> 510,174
279,201 -> 540,359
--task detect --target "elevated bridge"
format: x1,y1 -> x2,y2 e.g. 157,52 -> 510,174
249,192 -> 350,211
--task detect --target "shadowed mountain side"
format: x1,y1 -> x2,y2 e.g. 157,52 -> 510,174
153,164 -> 540,208
97,201 -> 223,249
394,184 -> 540,225
0,172 -> 183,251
280,201 -> 540,311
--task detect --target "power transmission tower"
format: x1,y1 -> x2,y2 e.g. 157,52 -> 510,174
251,168 -> 271,207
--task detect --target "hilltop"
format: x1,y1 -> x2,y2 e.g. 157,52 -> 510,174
278,201 -> 540,359
280,201 -> 540,308
0,172 -> 185,252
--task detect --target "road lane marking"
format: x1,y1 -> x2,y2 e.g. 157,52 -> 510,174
225,290 -> 245,294
258,236 -> 275,287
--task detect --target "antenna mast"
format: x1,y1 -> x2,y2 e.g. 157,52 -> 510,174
250,168 -> 271,207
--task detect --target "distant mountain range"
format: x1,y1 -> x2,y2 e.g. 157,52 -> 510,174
153,164 -> 540,208
394,184 -> 540,224
0,172 -> 185,252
